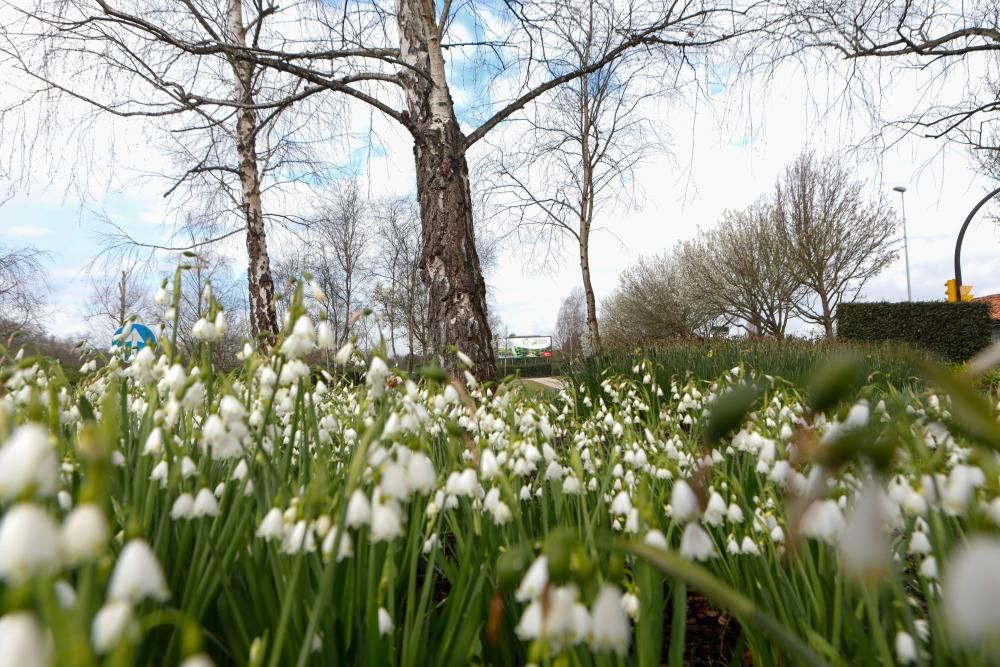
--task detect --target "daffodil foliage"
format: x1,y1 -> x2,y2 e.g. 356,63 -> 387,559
2,286 -> 1000,666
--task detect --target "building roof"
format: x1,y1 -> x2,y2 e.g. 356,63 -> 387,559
973,294 -> 1000,320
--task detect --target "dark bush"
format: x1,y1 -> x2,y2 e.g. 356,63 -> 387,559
837,301 -> 992,363
497,361 -> 553,379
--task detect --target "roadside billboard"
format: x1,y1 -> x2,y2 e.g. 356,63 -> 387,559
497,335 -> 553,359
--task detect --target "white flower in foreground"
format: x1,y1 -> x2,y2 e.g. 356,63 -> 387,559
154,286 -> 169,305
378,607 -> 393,636
108,539 -> 169,603
480,449 -> 499,479
310,280 -> 326,303
321,527 -> 353,561
0,423 -> 59,500
0,612 -> 52,667
727,503 -> 745,523
281,316 -> 316,359
370,502 -> 403,542
589,584 -> 631,656
839,484 -> 891,583
799,500 -> 845,546
909,531 -> 932,555
171,494 -> 195,520
407,453 -> 436,494
317,321 -> 335,350
346,490 -> 372,528
180,654 -> 216,667
644,529 -> 668,550
680,523 -> 716,561
143,429 -> 163,455
257,508 -> 284,541
192,488 -> 220,518
447,468 -> 478,497
670,480 -> 700,523
919,556 -> 937,580
515,599 -> 543,641
740,536 -> 760,555
191,318 -> 218,341
610,491 -> 632,516
61,504 -> 109,563
703,492 -> 727,526
54,580 -> 77,608
562,476 -> 582,495
214,311 -> 227,336
283,520 -> 317,554
539,585 -> 590,651
0,503 -> 61,583
516,555 -> 549,602
895,630 -> 917,664
620,592 -> 639,621
92,600 -> 135,653
943,537 -> 1000,645
367,357 -> 390,398
334,342 -> 354,365
150,460 -> 168,487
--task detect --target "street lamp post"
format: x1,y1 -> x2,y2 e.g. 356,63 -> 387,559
893,186 -> 912,301
955,186 -> 1000,294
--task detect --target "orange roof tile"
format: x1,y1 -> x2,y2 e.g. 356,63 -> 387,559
973,294 -> 1000,320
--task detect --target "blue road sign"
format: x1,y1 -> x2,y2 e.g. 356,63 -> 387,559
111,322 -> 157,361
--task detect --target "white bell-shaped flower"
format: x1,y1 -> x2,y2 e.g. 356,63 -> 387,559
0,424 -> 59,500
0,503 -> 61,583
61,504 -> 109,563
108,539 -> 169,603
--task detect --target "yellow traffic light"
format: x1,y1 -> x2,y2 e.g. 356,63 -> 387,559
960,284 -> 974,302
945,279 -> 958,302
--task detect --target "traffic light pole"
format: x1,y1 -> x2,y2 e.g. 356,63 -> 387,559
956,186 -> 1000,293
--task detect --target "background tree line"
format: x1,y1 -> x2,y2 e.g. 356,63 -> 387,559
556,151 -> 900,351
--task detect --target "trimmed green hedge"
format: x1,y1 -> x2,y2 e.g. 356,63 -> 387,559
837,301 -> 992,363
497,362 -> 554,379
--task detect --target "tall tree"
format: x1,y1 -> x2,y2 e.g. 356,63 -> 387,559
601,253 -> 723,347
554,288 -> 588,356
84,262 -> 152,342
480,42 -> 659,356
774,151 -> 898,337
231,0 -> 763,377
173,246 -> 248,367
0,244 -> 48,327
373,196 -> 429,364
675,203 -> 803,338
319,180 -> 373,347
1,0 -> 342,342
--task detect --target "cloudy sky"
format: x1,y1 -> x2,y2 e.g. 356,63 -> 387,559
1,24 -> 998,343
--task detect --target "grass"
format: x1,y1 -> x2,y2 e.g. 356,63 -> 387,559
565,339 -> 928,390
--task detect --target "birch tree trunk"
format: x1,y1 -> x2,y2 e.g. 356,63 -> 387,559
578,70 -> 602,355
227,0 -> 278,343
396,0 -> 496,379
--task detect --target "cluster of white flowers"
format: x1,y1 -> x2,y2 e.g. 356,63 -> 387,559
6,320 -> 1000,664
513,555 -> 631,656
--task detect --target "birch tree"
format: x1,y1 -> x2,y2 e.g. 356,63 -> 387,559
1,0 -> 342,342
229,0 -> 767,377
480,60 -> 659,354
554,288 -> 588,356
